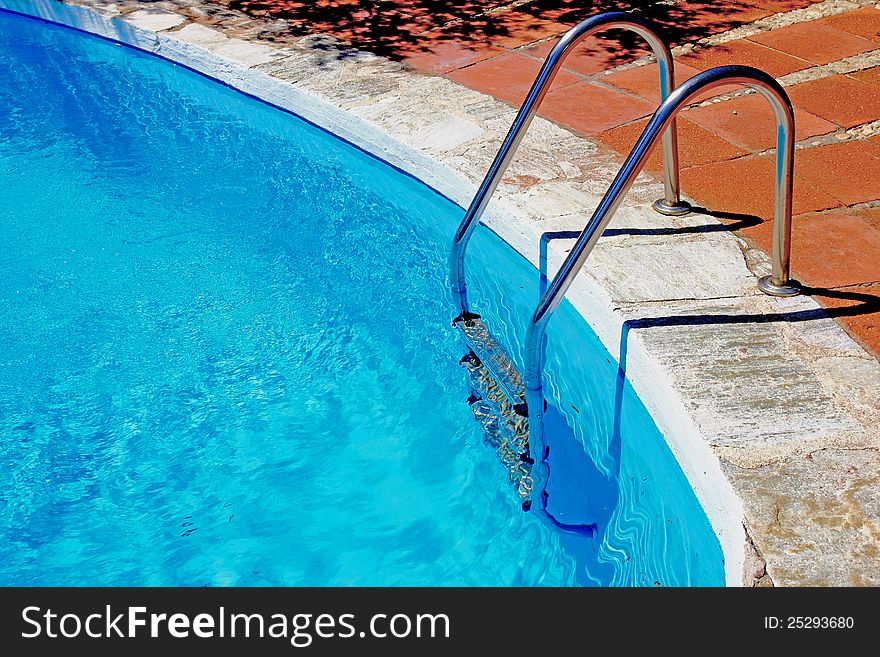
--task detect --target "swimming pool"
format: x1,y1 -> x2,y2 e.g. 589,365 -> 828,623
0,9 -> 724,586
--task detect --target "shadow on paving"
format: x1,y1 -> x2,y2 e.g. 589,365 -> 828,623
624,286 -> 880,328
212,0 -> 775,64
536,207 -> 761,292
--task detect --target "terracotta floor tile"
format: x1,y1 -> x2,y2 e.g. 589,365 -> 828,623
789,212 -> 880,287
680,155 -> 840,224
644,1 -> 773,46
484,10 -> 570,50
519,1 -> 768,51
745,0 -> 815,12
539,82 -> 656,135
813,283 -> 880,358
748,21 -> 875,66
683,83 -> 747,102
605,60 -> 755,105
674,0 -> 773,26
795,140 -> 880,205
603,61 -> 704,101
446,53 -> 580,106
397,1 -> 508,25
524,35 -> 648,76
850,66 -> 880,85
522,1 -> 637,26
857,205 -> 880,231
679,39 -> 812,78
384,8 -> 449,33
401,37 -> 506,75
596,116 -> 747,173
819,7 -> 880,45
684,94 -> 836,151
786,75 -> 880,128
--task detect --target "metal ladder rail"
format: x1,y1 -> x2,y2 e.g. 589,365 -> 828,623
450,11 -> 690,317
522,65 -> 800,518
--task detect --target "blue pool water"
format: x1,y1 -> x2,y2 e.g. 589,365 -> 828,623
0,10 -> 724,586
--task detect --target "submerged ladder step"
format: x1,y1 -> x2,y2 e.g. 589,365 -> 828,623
453,312 -> 527,413
454,313 -> 533,505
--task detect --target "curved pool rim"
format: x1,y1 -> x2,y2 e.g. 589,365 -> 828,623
0,0 -> 746,585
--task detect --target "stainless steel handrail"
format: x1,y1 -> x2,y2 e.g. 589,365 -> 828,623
450,11 -> 689,316
522,65 -> 799,517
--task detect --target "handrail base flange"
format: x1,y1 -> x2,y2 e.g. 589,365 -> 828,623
652,197 -> 692,216
757,275 -> 800,297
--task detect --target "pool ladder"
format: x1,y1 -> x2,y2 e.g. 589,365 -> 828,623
451,12 -> 799,531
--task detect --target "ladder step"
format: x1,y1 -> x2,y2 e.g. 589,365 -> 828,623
460,350 -> 528,453
455,312 -> 534,505
453,314 -> 526,409
468,396 -> 532,500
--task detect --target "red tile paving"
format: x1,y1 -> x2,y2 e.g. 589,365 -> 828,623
786,75 -> 880,128
683,93 -> 837,150
642,1 -> 773,46
226,1 -> 880,356
397,1 -> 510,25
604,61 -> 703,100
747,0 -> 815,12
747,21 -> 876,66
794,140 -> 880,206
679,39 -> 812,77
851,66 -> 880,85
400,37 -> 506,75
604,61 -> 744,103
516,0 -> 630,25
596,116 -> 748,172
860,205 -> 880,231
667,1 -> 773,27
524,35 -> 648,76
789,212 -> 880,288
680,154 -> 840,222
446,52 -> 580,106
819,7 -> 880,45
483,10 -> 570,50
812,283 -> 880,356
540,82 -> 656,134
